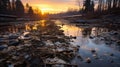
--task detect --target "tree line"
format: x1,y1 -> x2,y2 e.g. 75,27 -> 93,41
81,0 -> 120,14
98,0 -> 120,11
0,0 -> 35,17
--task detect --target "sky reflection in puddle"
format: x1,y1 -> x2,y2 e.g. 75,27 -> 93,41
55,20 -> 120,67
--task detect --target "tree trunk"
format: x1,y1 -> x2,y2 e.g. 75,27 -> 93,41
118,0 -> 120,8
107,0 -> 112,10
98,0 -> 102,11
113,0 -> 117,8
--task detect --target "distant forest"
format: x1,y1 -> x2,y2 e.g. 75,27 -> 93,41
82,0 -> 120,14
0,0 -> 40,18
0,0 -> 120,17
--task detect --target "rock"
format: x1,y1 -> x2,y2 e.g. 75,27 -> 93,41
18,35 -> 31,40
73,37 -> 76,39
110,60 -> 114,63
93,54 -> 99,59
7,46 -> 16,51
16,45 -> 23,50
9,41 -> 20,46
77,45 -> 80,48
110,31 -> 118,35
89,36 -> 94,39
0,46 -> 6,51
12,56 -> 18,60
30,57 -> 44,67
24,54 -> 30,59
69,35 -> 76,39
117,40 -> 120,45
7,62 -> 14,67
100,37 -> 104,40
77,54 -> 83,61
110,53 -> 114,56
0,39 -> 7,43
85,58 -> 91,63
9,35 -> 18,39
74,47 -> 79,52
24,44 -> 32,47
91,49 -> 96,53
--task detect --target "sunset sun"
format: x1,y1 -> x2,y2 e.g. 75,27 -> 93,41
41,8 -> 54,14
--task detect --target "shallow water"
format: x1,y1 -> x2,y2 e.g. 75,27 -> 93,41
55,20 -> 120,67
0,20 -> 120,67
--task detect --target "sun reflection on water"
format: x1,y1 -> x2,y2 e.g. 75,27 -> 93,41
25,24 -> 31,31
61,25 -> 83,36
40,20 -> 46,27
25,20 -> 47,31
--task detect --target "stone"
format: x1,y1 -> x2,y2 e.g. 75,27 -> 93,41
110,53 -> 114,56
85,58 -> 91,63
91,49 -> 96,53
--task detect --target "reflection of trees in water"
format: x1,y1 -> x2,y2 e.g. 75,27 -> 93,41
81,27 -> 92,37
91,27 -> 108,37
106,43 -> 120,51
80,25 -> 120,38
90,27 -> 109,45
0,24 -> 25,34
91,26 -> 120,37
92,37 -> 104,45
90,26 -> 120,51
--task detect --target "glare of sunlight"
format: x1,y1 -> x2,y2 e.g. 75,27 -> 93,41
25,24 -> 31,31
40,20 -> 46,27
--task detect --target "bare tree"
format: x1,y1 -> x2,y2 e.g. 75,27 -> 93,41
12,0 -> 16,11
113,0 -> 118,8
119,0 -> 120,8
83,0 -> 94,12
84,0 -> 91,12
117,0 -> 120,8
7,0 -> 11,11
106,0 -> 112,10
98,0 -> 102,11
15,0 -> 24,16
76,0 -> 81,10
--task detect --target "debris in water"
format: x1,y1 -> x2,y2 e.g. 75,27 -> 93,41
85,57 -> 91,63
77,54 -> 83,61
93,54 -> 99,59
91,49 -> 96,53
110,53 -> 114,56
110,60 -> 114,63
89,36 -> 94,39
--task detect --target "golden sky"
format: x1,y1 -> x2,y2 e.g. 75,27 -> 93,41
22,0 -> 83,14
